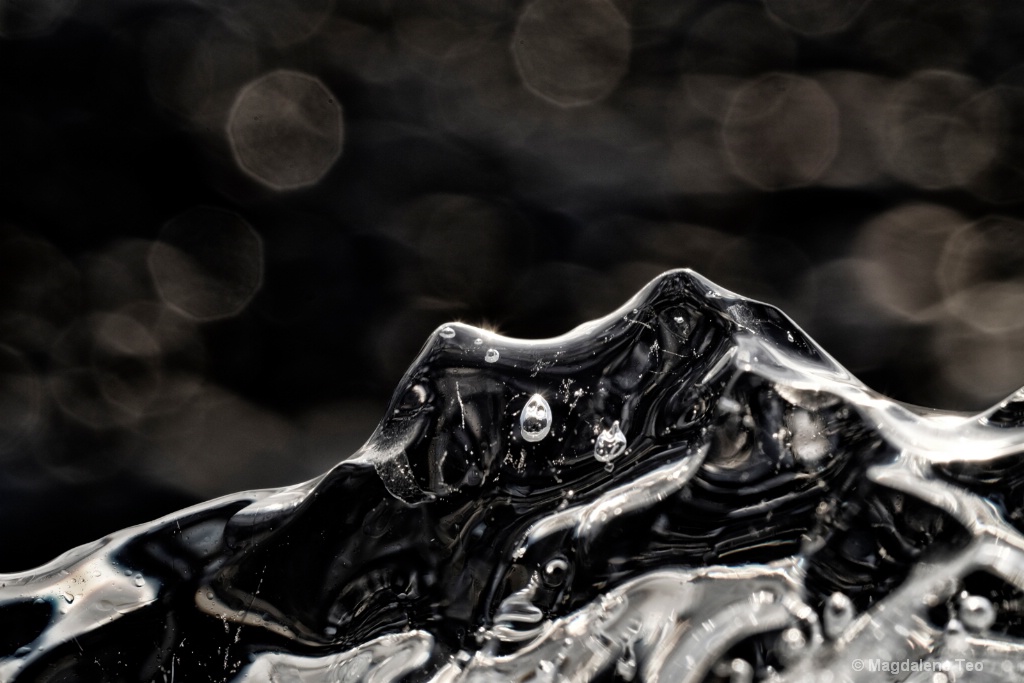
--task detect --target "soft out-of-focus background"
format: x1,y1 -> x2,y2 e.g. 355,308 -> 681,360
3,0 -> 1024,568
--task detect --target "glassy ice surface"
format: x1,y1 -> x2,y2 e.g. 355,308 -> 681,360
4,269 -> 1024,681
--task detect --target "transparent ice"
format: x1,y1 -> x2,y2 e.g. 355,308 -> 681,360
3,270 -> 1024,682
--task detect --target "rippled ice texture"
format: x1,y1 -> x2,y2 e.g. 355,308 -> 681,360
3,270 -> 1024,682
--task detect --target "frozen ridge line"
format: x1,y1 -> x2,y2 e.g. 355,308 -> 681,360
2,269 -> 1024,682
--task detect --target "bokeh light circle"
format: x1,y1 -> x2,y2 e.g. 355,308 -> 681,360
227,69 -> 344,190
512,0 -> 631,108
148,207 -> 264,322
722,73 -> 839,190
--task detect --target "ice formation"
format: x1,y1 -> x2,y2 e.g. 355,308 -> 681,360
2,270 -> 1024,682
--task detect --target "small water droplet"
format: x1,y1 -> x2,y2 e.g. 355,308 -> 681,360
439,326 -> 456,339
484,348 -> 499,363
61,591 -> 74,604
91,569 -> 101,577
473,337 -> 483,346
206,590 -> 214,600
786,331 -> 795,342
594,421 -> 627,463
11,643 -> 35,658
520,394 -> 552,442
134,574 -> 145,588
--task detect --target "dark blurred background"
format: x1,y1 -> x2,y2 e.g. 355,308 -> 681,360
3,0 -> 1024,569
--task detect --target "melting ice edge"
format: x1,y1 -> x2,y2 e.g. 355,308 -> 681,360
4,269 -> 1024,682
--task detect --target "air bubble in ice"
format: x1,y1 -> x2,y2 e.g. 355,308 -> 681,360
944,618 -> 968,651
959,594 -> 996,633
593,420 -> 627,462
134,574 -> 145,588
542,557 -> 569,587
439,326 -> 456,339
776,626 -> 808,665
535,660 -> 557,683
823,591 -> 854,639
722,658 -> 754,683
616,641 -> 637,681
789,410 -> 830,465
484,348 -> 499,363
520,394 -> 552,443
